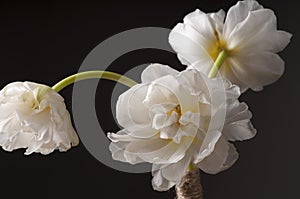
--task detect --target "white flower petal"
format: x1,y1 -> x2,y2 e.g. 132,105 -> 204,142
197,136 -> 239,174
269,31 -> 292,53
193,130 -> 222,163
108,129 -> 147,164
223,102 -> 256,141
125,137 -> 192,164
183,9 -> 218,45
116,83 -> 157,138
116,84 -> 150,127
141,63 -> 179,83
149,103 -> 178,130
152,75 -> 199,113
161,155 -> 191,183
168,22 -> 214,67
228,9 -> 292,53
160,124 -> 179,140
151,155 -> 191,191
226,9 -> 289,52
179,111 -> 201,128
177,69 -> 210,99
220,62 -> 248,93
209,9 -> 226,36
230,52 -> 284,91
143,81 -> 179,108
223,0 -> 263,40
152,165 -> 177,191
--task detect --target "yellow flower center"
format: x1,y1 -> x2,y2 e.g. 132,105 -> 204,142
167,105 -> 182,126
209,30 -> 228,61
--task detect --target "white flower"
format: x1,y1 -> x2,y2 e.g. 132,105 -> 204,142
107,64 -> 256,191
0,82 -> 79,155
169,0 -> 292,92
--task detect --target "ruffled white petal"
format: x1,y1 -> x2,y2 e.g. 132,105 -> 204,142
141,63 -> 179,83
152,156 -> 191,191
223,0 -> 263,40
223,101 -> 256,141
192,130 -> 222,163
151,75 -> 199,113
116,83 -> 157,138
197,136 -> 238,174
152,166 -> 177,191
109,132 -> 191,165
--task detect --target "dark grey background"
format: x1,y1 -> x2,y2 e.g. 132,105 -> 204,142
0,0 -> 298,198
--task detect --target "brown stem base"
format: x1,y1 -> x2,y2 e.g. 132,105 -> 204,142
175,169 -> 203,199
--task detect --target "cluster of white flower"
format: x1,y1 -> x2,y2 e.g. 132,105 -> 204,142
107,0 -> 291,191
0,0 -> 291,193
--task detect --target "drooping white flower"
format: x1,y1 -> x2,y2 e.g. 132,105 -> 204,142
107,64 -> 256,191
0,82 -> 79,155
169,0 -> 292,92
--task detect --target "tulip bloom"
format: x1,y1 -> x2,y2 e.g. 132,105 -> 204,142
169,0 -> 292,92
108,64 -> 256,191
0,82 -> 79,155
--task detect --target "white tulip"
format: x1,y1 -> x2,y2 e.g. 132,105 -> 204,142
108,64 -> 256,191
169,0 -> 292,92
0,82 -> 79,155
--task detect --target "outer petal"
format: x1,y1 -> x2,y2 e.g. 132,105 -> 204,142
0,116 -> 26,151
226,9 -> 292,53
116,83 -> 157,138
229,52 -> 284,91
220,61 -> 248,93
197,136 -> 239,174
152,166 -> 176,191
223,0 -> 263,40
0,82 -> 28,99
109,129 -> 192,165
168,21 -> 214,68
223,101 -> 256,141
50,110 -> 79,150
183,9 -> 218,46
141,63 -> 179,83
125,136 -> 192,164
108,129 -> 146,164
152,156 -> 191,191
192,130 -> 222,163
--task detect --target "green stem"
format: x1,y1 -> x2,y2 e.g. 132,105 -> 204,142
187,162 -> 197,171
208,50 -> 227,79
52,71 -> 137,92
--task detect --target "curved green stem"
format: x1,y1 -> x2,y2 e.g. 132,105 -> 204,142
208,50 -> 228,79
52,71 -> 137,92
